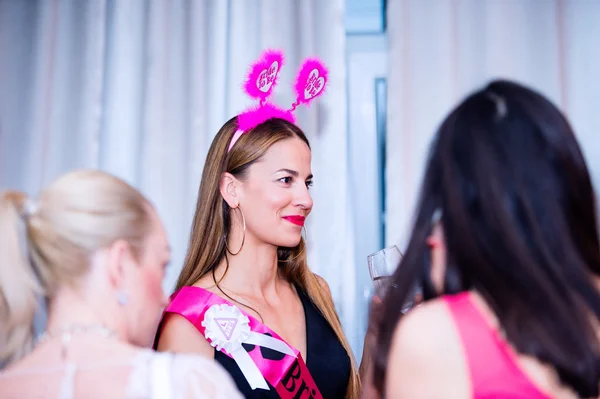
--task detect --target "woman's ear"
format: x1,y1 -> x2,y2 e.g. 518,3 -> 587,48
105,239 -> 135,291
220,172 -> 240,208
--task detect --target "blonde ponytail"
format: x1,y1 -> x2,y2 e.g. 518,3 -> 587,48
0,191 -> 43,365
0,170 -> 153,366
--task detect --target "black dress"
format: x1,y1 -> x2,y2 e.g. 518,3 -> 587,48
215,289 -> 351,398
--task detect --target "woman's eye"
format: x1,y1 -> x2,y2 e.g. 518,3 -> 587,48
279,177 -> 293,184
306,180 -> 313,188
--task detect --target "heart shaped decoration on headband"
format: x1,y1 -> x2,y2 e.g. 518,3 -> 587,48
256,61 -> 279,93
230,50 -> 331,153
303,69 -> 325,100
293,58 -> 328,106
244,50 -> 284,101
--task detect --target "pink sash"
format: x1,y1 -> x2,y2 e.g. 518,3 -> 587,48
165,286 -> 323,399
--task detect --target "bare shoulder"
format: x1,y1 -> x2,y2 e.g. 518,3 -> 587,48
385,298 -> 470,398
156,312 -> 214,358
193,274 -> 220,292
392,298 -> 456,345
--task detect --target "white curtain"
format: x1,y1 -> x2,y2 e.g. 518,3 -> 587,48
385,0 -> 600,249
0,0 -> 360,353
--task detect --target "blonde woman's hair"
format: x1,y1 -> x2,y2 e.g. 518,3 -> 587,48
176,117 -> 360,398
0,170 -> 152,365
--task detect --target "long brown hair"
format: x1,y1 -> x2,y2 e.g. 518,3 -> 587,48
176,117 -> 360,398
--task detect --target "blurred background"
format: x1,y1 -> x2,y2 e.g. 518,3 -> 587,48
1,0 -> 599,358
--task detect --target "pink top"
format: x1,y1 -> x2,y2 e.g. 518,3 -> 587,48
443,293 -> 551,399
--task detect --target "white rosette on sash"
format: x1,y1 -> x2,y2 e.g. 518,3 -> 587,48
202,303 -> 296,390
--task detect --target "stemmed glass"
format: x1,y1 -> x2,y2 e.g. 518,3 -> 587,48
367,245 -> 419,313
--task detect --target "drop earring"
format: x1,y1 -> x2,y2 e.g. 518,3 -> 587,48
116,290 -> 129,306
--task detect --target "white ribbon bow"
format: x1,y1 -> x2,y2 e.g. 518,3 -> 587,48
202,304 -> 296,390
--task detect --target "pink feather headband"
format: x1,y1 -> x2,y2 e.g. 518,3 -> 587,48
228,49 -> 329,152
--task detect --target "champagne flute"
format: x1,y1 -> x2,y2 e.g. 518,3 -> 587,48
367,245 -> 402,297
367,245 -> 418,313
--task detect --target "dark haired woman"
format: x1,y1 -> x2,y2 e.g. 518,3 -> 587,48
373,80 -> 600,399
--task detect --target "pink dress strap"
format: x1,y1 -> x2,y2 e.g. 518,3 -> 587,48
443,292 -> 550,399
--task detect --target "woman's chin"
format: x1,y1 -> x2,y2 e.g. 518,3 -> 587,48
276,237 -> 302,250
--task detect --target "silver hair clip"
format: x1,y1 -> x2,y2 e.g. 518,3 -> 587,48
23,198 -> 38,218
486,91 -> 508,120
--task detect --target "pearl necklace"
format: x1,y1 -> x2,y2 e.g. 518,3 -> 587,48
37,324 -> 118,359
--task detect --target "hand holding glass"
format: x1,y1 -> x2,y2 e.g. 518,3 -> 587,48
367,245 -> 419,313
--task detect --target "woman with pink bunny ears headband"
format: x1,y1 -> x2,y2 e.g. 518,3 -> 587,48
155,50 -> 360,399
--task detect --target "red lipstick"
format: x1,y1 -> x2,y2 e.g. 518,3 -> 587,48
283,215 -> 305,226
